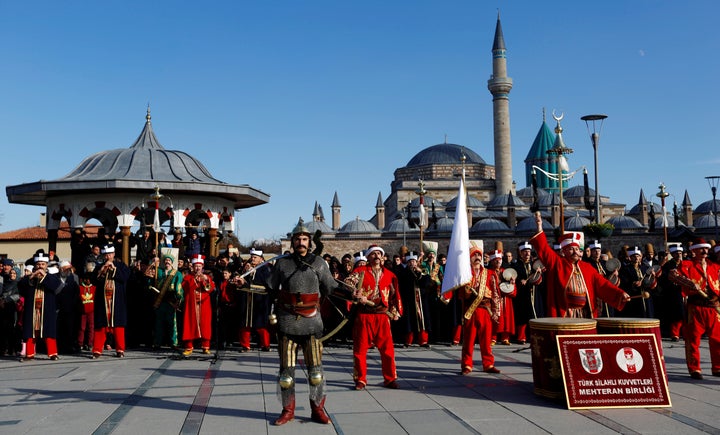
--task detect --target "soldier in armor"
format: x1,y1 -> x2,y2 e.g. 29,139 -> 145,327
149,254 -> 183,349
263,218 -> 339,425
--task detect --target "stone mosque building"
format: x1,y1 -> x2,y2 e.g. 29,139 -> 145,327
284,16 -> 719,257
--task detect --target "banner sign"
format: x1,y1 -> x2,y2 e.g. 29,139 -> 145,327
557,334 -> 671,409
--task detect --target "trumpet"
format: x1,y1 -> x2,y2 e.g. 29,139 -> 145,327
196,271 -> 212,291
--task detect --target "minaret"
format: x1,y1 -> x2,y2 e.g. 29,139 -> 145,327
331,192 -> 341,230
375,192 -> 385,230
488,12 -> 514,197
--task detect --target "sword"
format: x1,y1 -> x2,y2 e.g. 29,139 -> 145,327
239,254 -> 290,279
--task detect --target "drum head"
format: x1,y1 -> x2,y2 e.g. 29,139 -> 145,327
605,258 -> 621,273
502,268 -> 517,281
500,282 -> 514,294
532,259 -> 544,271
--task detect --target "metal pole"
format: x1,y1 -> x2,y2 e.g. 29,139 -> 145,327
706,176 -> 720,242
581,114 -> 607,224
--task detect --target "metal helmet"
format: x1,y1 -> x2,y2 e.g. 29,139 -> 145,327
290,217 -> 311,239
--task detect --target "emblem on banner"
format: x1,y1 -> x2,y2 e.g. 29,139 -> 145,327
616,346 -> 644,374
579,348 -> 603,374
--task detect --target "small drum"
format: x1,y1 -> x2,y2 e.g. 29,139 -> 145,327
529,317 -> 597,399
595,317 -> 663,359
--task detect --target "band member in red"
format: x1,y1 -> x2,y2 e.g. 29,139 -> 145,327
181,255 -> 216,356
346,245 -> 403,390
92,244 -> 131,358
670,238 -> 720,380
18,250 -> 63,361
488,250 -> 516,345
530,212 -> 630,318
460,240 -> 501,374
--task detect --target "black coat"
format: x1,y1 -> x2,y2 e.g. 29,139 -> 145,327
19,273 -> 62,339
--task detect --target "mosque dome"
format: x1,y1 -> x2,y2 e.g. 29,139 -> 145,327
405,143 -> 486,167
445,195 -> 485,212
693,213 -> 718,229
694,199 -> 720,214
565,214 -> 591,231
470,218 -> 510,232
385,218 -> 418,233
606,215 -> 645,230
427,217 -> 454,232
563,185 -> 595,199
627,202 -> 663,215
487,193 -> 526,208
338,217 -> 379,234
306,220 -> 335,234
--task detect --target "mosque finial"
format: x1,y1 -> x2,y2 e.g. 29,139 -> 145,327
444,133 -> 448,144
146,103 -> 152,124
542,107 -> 546,122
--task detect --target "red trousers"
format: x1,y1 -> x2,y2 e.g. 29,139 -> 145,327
239,327 -> 270,348
78,311 -> 94,347
461,307 -> 495,371
516,323 -> 528,342
353,312 -> 397,385
93,327 -> 125,354
669,321 -> 683,339
26,337 -> 57,358
684,304 -> 720,374
185,338 -> 211,351
404,330 -> 429,346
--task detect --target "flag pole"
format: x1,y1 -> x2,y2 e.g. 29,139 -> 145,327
416,179 -> 427,254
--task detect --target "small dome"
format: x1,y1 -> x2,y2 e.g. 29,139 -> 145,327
565,214 -> 591,231
694,199 -> 720,214
516,186 -> 549,198
470,218 -> 510,232
338,217 -> 379,233
693,213 -> 718,229
427,217 -> 454,232
653,217 -> 677,229
487,193 -> 526,208
606,215 -> 644,230
445,195 -> 485,211
385,218 -> 419,233
627,202 -> 663,215
563,185 -> 595,199
516,216 -> 553,233
406,143 -> 486,167
538,192 -> 569,207
306,220 -> 335,234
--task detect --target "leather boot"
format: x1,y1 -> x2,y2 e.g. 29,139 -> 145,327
274,397 -> 295,425
310,397 -> 330,424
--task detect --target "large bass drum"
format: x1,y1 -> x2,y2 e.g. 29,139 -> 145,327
529,317 -> 597,400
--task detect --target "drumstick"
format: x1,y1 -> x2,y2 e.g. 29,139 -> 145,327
629,291 -> 651,299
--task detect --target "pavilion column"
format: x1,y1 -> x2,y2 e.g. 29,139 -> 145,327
121,226 -> 132,265
208,227 -> 219,257
47,229 -> 58,256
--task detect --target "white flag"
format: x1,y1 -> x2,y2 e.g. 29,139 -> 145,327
153,202 -> 161,232
419,202 -> 428,228
441,175 -> 472,294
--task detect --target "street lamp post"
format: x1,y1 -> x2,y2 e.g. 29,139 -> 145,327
581,114 -> 607,223
705,176 -> 720,242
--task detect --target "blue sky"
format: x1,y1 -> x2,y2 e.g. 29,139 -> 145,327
1,1 -> 719,244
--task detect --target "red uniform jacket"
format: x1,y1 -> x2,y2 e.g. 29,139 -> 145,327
530,231 -> 627,318
676,259 -> 720,300
181,272 -> 216,340
353,265 -> 403,317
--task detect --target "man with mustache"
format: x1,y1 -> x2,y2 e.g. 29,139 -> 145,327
530,212 -> 630,319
